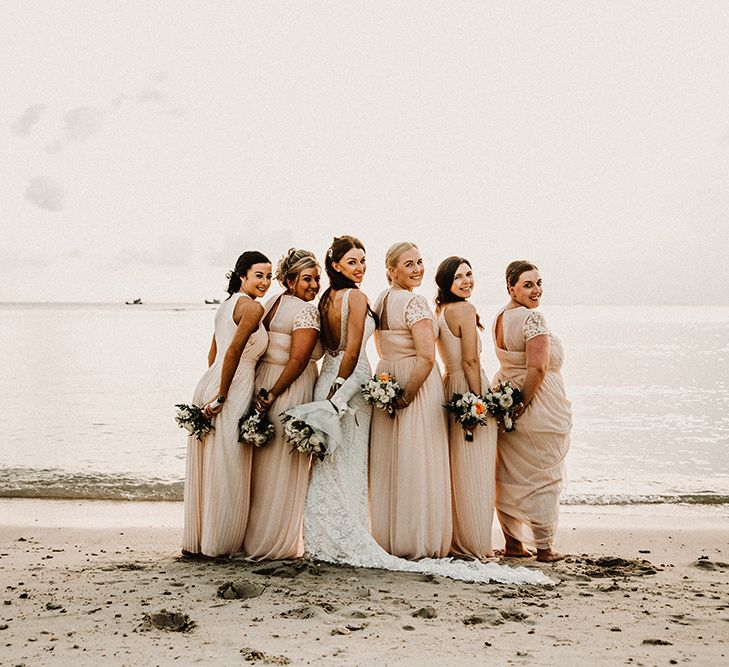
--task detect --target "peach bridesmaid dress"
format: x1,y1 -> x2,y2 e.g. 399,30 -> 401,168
243,294 -> 322,560
436,307 -> 497,559
182,293 -> 268,557
369,287 -> 451,559
492,306 -> 572,550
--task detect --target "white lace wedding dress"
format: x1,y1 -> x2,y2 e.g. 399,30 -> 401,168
299,289 -> 551,585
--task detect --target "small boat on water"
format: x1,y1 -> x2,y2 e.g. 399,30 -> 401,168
204,299 -> 221,305
125,298 -> 143,305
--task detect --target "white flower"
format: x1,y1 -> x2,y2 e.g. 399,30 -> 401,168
499,395 -> 513,409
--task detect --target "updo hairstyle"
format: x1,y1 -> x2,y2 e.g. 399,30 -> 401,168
384,241 -> 418,285
225,250 -> 271,296
276,248 -> 320,292
505,260 -> 539,292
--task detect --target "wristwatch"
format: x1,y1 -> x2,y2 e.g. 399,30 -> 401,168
217,395 -> 226,404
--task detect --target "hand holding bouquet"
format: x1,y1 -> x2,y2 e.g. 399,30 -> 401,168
280,414 -> 328,461
175,403 -> 214,441
483,381 -> 523,431
362,373 -> 404,417
238,410 -> 276,447
444,391 -> 490,441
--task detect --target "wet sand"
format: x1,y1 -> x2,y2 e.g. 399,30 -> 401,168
1,501 -> 727,665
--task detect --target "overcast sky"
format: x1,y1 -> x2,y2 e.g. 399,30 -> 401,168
3,1 -> 728,304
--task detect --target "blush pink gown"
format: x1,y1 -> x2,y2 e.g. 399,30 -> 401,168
182,293 -> 268,557
369,287 -> 452,559
492,306 -> 572,550
243,294 -> 322,560
436,307 -> 497,559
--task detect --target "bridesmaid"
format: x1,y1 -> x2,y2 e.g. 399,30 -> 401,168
434,256 -> 497,559
369,241 -> 451,559
243,248 -> 323,560
492,260 -> 572,562
182,251 -> 272,557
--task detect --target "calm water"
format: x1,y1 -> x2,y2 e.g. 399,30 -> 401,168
1,302 -> 728,508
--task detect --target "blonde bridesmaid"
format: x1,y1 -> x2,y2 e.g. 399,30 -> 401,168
435,256 -> 497,559
369,242 -> 451,559
243,249 -> 323,560
492,260 -> 572,562
182,251 -> 272,557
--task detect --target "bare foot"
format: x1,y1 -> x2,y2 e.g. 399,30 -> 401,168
536,548 -> 566,563
503,536 -> 535,558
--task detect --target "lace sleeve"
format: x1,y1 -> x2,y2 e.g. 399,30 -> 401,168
293,303 -> 320,331
523,310 -> 549,340
404,294 -> 433,329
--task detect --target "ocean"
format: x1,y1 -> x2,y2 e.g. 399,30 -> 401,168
1,302 -> 727,512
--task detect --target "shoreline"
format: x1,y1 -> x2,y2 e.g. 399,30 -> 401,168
1,501 -> 728,664
2,496 -> 728,529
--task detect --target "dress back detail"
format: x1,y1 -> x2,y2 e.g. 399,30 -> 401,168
213,293 -> 267,367
260,294 -> 323,366
436,308 -> 483,377
492,307 -> 564,383
373,288 -> 432,361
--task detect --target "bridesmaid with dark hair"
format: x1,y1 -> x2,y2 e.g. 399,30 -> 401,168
434,256 -> 496,559
492,260 -> 572,562
182,251 -> 272,557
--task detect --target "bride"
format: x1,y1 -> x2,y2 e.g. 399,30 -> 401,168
293,236 -> 550,585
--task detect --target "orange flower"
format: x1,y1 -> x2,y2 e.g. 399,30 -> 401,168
378,373 -> 392,382
475,402 -> 486,414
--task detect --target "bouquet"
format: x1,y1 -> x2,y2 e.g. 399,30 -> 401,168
238,411 -> 276,447
444,391 -> 490,442
362,373 -> 404,417
280,414 -> 328,461
483,381 -> 523,431
175,403 -> 214,441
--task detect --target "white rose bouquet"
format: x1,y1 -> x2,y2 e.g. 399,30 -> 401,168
238,410 -> 276,447
362,373 -> 404,417
483,381 -> 523,432
174,403 -> 214,441
280,414 -> 328,461
444,391 -> 490,441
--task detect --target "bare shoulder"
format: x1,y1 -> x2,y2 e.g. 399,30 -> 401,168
449,300 -> 477,322
348,289 -> 368,307
237,298 -> 265,318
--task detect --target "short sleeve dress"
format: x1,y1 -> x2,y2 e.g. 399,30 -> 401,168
492,307 -> 572,549
369,287 -> 452,559
243,294 -> 322,560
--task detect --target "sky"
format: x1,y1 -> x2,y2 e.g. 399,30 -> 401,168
2,1 -> 728,305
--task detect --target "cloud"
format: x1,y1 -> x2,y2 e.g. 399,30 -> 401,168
63,106 -> 104,142
25,176 -> 66,211
134,87 -> 184,116
11,104 -> 47,137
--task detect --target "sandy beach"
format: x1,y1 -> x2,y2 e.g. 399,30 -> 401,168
1,500 -> 727,666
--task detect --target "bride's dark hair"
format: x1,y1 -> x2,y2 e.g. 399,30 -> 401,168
319,236 -> 378,344
434,256 -> 483,330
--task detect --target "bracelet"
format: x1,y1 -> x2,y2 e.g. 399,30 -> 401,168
401,396 -> 411,406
